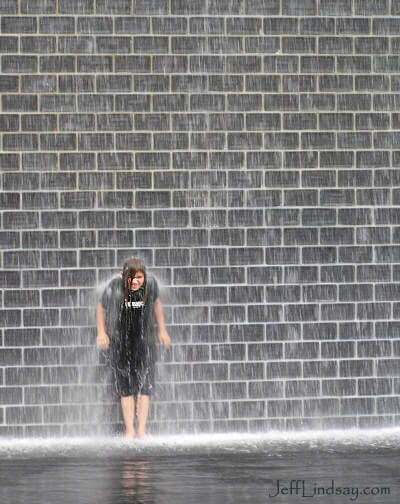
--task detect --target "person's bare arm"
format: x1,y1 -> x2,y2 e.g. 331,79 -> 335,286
154,298 -> 170,348
96,301 -> 110,350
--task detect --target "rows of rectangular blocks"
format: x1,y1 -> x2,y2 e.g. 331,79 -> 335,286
1,0 -> 400,434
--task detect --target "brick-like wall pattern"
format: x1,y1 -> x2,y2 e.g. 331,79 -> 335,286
1,0 -> 400,436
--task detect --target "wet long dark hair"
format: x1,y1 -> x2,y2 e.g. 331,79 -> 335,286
122,257 -> 147,303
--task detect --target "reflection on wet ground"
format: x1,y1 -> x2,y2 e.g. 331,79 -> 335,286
0,430 -> 399,504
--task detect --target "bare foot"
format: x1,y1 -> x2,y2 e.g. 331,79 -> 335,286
136,431 -> 148,439
124,431 -> 135,440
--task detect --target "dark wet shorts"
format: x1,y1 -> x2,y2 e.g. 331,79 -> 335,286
113,364 -> 155,397
110,343 -> 156,398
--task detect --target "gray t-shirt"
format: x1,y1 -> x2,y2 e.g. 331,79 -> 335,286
100,274 -> 159,343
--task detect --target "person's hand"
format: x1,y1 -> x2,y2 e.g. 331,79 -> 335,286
158,328 -> 171,349
97,330 -> 110,350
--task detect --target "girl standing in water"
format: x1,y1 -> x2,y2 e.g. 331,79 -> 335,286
96,257 -> 170,439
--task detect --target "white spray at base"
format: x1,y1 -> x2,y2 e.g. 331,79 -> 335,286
1,428 -> 400,459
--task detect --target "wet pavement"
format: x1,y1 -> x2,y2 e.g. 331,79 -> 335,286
0,431 -> 399,504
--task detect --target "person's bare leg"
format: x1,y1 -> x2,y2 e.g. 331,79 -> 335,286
136,394 -> 150,438
120,395 -> 135,438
